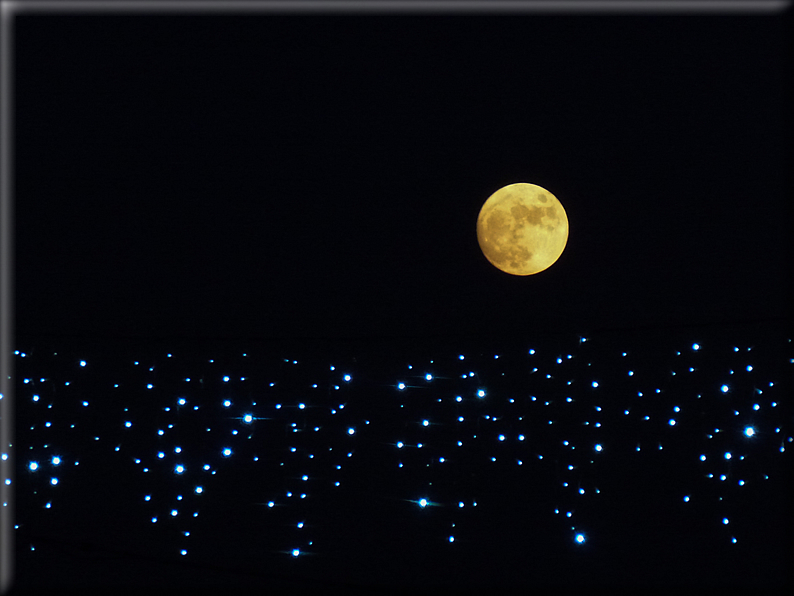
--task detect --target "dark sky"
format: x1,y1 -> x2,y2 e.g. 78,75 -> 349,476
13,9 -> 791,343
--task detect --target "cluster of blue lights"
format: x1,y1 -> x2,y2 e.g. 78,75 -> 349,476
11,333 -> 793,572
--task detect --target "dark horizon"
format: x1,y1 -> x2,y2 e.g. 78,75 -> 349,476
13,12 -> 791,344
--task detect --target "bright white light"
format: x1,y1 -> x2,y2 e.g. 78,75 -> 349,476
721,385 -> 729,393
744,427 -> 755,437
243,414 -> 253,423
222,448 -> 232,457
425,374 -> 433,381
348,427 -> 355,435
692,343 -> 700,351
223,400 -> 231,407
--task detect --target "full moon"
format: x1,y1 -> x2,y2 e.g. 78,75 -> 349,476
476,182 -> 568,275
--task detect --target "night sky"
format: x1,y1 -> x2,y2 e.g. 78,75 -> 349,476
13,8 -> 791,344
9,6 -> 794,596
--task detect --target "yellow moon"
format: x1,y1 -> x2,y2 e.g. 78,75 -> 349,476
476,182 -> 568,275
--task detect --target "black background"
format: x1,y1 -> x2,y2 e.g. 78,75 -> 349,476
14,11 -> 791,343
